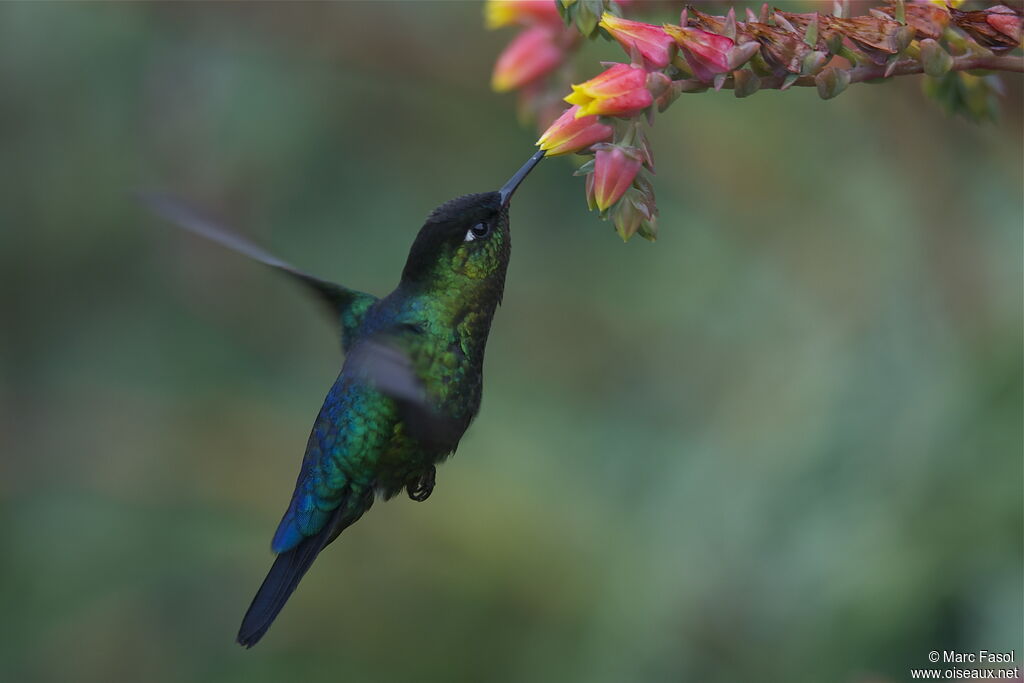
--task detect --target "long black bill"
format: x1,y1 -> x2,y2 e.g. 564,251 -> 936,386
499,149 -> 545,207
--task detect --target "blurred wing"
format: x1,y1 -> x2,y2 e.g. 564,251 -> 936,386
137,191 -> 377,348
346,334 -> 466,451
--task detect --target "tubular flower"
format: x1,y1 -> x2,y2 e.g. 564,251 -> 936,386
662,24 -> 735,82
598,13 -> 676,69
591,144 -> 643,212
536,105 -> 613,156
492,26 -> 564,93
485,0 -> 562,30
564,63 -> 653,118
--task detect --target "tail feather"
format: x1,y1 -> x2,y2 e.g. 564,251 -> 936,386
236,526 -> 330,648
237,490 -> 373,647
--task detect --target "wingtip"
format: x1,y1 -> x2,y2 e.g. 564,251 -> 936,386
132,189 -> 174,216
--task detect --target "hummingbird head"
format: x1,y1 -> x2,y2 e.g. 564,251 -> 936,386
400,151 -> 544,290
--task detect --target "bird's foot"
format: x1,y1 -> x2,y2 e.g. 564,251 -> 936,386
407,466 -> 436,502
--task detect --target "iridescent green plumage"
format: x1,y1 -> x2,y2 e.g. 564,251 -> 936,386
271,194 -> 512,552
142,151 -> 544,648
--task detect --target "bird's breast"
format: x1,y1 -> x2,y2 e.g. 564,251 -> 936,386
418,328 -> 484,421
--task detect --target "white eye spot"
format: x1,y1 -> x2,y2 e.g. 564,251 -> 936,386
464,228 -> 477,242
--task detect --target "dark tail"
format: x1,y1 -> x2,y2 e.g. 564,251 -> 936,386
237,491 -> 373,648
236,526 -> 330,648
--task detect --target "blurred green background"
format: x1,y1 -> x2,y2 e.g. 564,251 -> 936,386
1,2 -> 1020,682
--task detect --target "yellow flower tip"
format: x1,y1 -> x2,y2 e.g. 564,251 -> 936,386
537,137 -> 574,156
564,89 -> 593,113
484,1 -> 515,30
595,189 -> 620,212
567,83 -> 586,96
564,98 -> 599,118
491,74 -> 514,93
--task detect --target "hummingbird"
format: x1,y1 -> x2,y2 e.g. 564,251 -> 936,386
141,150 -> 545,647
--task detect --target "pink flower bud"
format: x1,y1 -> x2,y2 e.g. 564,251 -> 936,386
598,13 -> 676,69
988,10 -> 1022,43
564,63 -> 654,118
492,26 -> 564,93
662,24 -> 735,82
485,0 -> 563,30
949,5 -> 1022,52
536,105 -> 613,156
592,144 -> 642,212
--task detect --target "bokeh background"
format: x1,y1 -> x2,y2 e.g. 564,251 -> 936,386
1,2 -> 1020,682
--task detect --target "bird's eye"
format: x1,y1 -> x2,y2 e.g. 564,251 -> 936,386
464,222 -> 490,242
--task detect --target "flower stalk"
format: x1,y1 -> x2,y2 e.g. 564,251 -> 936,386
486,0 -> 1023,241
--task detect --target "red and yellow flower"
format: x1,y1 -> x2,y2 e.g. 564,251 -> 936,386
536,105 -> 614,156
564,63 -> 653,118
492,26 -> 564,93
590,144 -> 643,212
662,24 -> 735,82
598,13 -> 676,69
485,0 -> 563,30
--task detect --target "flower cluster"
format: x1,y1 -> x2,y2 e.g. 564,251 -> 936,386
486,1 -> 581,129
523,7 -> 755,241
487,1 -> 1023,241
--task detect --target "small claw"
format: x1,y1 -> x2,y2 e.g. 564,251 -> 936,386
407,466 -> 436,502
